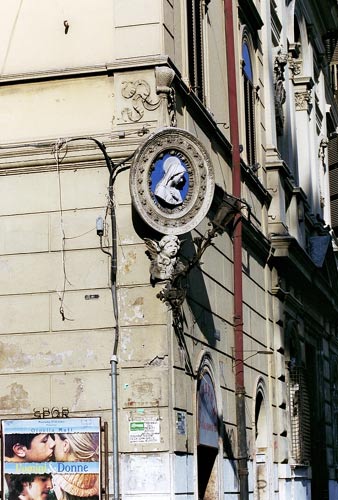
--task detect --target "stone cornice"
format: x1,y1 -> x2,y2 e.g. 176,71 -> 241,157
0,56 -> 171,86
270,234 -> 338,316
0,131 -> 147,175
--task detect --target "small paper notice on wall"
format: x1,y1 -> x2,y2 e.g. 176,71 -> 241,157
129,418 -> 160,443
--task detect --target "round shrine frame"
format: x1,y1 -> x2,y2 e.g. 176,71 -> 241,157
129,128 -> 215,235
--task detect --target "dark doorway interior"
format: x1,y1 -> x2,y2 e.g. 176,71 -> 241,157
197,444 -> 218,499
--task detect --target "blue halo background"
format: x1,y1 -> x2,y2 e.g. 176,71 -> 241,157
150,153 -> 189,203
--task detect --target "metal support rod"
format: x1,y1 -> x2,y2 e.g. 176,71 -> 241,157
110,354 -> 119,500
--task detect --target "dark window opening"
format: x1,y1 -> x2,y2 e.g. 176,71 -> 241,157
242,42 -> 256,166
328,134 -> 338,236
187,0 -> 205,102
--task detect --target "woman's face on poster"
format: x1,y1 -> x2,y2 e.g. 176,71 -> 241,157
53,435 -> 69,462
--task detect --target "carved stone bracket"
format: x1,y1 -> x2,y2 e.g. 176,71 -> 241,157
155,66 -> 177,127
293,76 -> 314,113
288,58 -> 302,77
295,90 -> 312,111
288,42 -> 302,77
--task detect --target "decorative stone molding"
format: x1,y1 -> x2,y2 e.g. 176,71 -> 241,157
155,66 -> 175,94
121,79 -> 161,122
129,127 -> 215,235
294,90 -> 312,111
155,66 -> 177,127
293,76 -> 314,113
288,42 -> 302,77
119,68 -> 176,126
288,58 -> 302,77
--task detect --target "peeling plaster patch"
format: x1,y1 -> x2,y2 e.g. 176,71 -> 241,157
148,356 -> 168,367
121,296 -> 144,323
121,453 -> 170,493
132,297 -> 144,306
127,378 -> 161,407
120,237 -> 136,245
73,377 -> 84,409
40,350 -> 73,367
0,341 -> 31,371
118,291 -> 145,322
130,297 -> 144,321
122,251 -> 137,274
0,383 -> 29,411
121,332 -> 134,360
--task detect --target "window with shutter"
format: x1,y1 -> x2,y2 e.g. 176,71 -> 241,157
328,135 -> 338,236
187,0 -> 208,103
289,364 -> 312,463
242,41 -> 256,167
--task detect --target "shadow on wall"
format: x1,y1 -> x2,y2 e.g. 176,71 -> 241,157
132,206 -> 217,346
181,233 -> 217,348
222,421 -> 238,479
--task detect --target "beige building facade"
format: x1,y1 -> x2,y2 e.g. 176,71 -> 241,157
1,1 -> 338,499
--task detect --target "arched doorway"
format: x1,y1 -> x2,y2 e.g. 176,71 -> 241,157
197,369 -> 220,499
254,382 -> 271,500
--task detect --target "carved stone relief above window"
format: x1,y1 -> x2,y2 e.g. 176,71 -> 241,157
295,90 -> 312,111
293,76 -> 314,113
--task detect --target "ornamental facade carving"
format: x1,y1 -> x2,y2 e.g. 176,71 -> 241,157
129,128 -> 215,235
118,67 -> 176,126
274,50 -> 288,136
295,90 -> 312,112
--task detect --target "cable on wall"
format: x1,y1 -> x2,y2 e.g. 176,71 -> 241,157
53,136 -> 136,353
53,139 -> 73,322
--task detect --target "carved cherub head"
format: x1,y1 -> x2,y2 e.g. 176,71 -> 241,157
144,235 -> 181,282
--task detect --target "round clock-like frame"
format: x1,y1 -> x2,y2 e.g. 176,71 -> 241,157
129,128 -> 215,235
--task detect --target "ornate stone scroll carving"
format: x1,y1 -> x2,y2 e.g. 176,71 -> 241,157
121,79 -> 161,122
120,67 -> 177,126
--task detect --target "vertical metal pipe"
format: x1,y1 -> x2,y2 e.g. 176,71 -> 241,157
224,1 -> 249,498
110,354 -> 119,500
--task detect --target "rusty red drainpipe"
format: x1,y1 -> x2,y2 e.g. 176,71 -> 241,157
224,1 -> 249,498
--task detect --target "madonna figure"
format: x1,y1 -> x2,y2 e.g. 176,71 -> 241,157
154,156 -> 186,206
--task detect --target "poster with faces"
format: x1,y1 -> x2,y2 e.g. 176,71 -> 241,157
1,418 -> 101,500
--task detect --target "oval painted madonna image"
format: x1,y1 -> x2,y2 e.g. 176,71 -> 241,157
129,128 -> 215,235
152,153 -> 189,208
